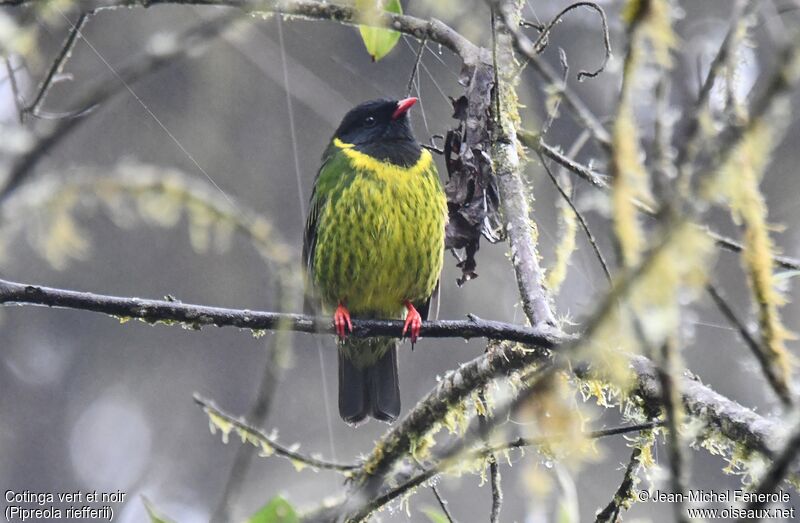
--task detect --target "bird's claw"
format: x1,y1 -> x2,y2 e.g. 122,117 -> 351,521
334,303 -> 352,341
402,301 -> 422,345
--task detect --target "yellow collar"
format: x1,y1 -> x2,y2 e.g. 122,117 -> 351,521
333,138 -> 432,177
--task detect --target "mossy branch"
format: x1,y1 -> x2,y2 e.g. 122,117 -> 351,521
490,0 -> 557,330
194,394 -> 358,474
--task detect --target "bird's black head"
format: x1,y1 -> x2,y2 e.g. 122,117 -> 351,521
332,98 -> 422,167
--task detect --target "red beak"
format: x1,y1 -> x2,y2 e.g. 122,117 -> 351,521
392,97 -> 418,120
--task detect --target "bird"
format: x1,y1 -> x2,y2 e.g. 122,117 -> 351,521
302,97 -> 447,425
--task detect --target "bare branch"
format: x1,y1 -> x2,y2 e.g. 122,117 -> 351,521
431,486 -> 457,523
706,283 -> 794,406
491,0 -> 612,146
0,278 -> 563,347
527,1 -> 611,81
537,149 -> 612,285
3,56 -> 24,123
707,230 -> 800,271
477,389 -> 502,523
24,11 -> 92,118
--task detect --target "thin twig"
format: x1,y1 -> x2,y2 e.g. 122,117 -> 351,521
675,0 -> 755,184
477,389 -> 502,523
194,394 -> 358,473
24,11 -> 92,118
1,0 -> 487,65
3,56 -> 24,123
211,291 -> 292,521
431,485 -> 457,523
708,230 -> 800,271
488,421 -> 665,454
539,47 -> 568,136
492,0 -> 612,146
706,283 -> 793,406
521,135 -> 800,274
406,33 -> 428,97
537,149 -> 612,285
527,1 -> 611,80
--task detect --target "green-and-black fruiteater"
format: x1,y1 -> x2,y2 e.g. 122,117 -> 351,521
302,97 -> 447,425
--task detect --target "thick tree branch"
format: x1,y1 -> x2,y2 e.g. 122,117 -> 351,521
490,1 -> 557,330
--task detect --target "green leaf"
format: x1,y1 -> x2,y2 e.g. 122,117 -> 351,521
246,496 -> 299,523
356,0 -> 403,62
421,506 -> 450,523
142,497 -> 176,523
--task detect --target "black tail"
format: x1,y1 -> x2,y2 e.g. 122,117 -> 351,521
338,342 -> 400,425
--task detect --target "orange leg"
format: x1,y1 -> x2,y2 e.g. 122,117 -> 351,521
402,300 -> 423,345
334,302 -> 352,341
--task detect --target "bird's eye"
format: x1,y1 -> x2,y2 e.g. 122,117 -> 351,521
364,116 -> 376,127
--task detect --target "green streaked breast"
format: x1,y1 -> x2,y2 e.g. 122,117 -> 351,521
308,142 -> 447,319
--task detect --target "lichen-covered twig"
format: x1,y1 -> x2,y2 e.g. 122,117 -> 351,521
194,394 -> 358,473
736,419 -> 800,520
594,446 -> 644,523
490,0 -> 557,329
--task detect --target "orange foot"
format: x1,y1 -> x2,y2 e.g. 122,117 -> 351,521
334,302 -> 352,341
402,301 -> 422,345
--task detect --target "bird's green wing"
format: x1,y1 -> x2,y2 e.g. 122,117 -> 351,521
302,146 -> 341,314
302,184 -> 324,315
